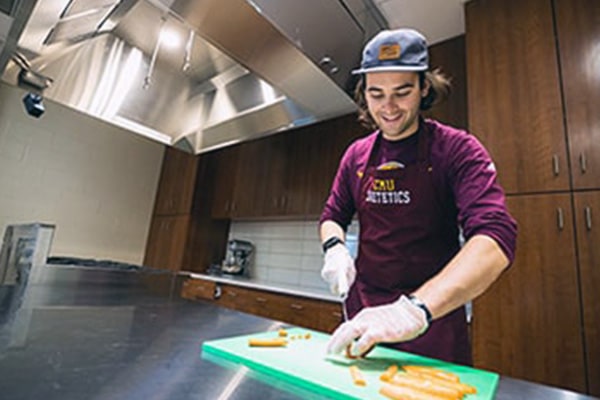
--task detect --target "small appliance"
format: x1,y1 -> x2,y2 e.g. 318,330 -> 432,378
221,239 -> 254,276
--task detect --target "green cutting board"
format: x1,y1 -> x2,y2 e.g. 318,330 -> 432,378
202,327 -> 499,399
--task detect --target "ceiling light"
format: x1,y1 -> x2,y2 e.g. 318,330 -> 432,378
159,28 -> 180,49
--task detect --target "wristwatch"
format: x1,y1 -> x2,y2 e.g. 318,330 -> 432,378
322,236 -> 344,253
408,294 -> 433,324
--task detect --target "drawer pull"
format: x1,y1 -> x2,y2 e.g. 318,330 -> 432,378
557,207 -> 564,230
580,153 -> 587,174
552,154 -> 560,176
585,206 -> 592,231
290,304 -> 304,310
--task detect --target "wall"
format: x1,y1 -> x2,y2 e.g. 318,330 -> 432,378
0,82 -> 164,264
229,220 -> 358,293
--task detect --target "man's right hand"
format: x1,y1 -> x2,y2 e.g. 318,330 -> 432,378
321,244 -> 356,296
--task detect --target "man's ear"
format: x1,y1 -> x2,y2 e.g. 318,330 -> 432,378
421,77 -> 431,98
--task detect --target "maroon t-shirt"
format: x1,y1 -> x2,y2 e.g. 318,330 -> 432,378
320,118 -> 517,263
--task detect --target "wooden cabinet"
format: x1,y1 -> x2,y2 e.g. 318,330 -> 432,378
467,0 -> 600,395
425,35 -> 467,130
472,194 -> 585,392
573,191 -> 600,396
555,0 -> 600,190
145,149 -> 229,272
467,0 -> 568,194
181,279 -> 342,333
144,215 -> 191,271
211,146 -> 239,219
154,147 -> 199,215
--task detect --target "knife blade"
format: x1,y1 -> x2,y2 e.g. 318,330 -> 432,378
338,273 -> 349,323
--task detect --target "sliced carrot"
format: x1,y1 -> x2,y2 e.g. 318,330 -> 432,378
247,338 -> 288,347
388,373 -> 462,399
380,365 -> 399,382
403,365 -> 460,383
304,332 -> 311,339
278,329 -> 288,337
403,370 -> 477,395
349,365 -> 367,386
379,382 -> 450,400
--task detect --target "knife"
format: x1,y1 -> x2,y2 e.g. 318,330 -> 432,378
338,272 -> 350,323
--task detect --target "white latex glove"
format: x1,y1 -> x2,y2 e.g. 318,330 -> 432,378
326,295 -> 429,357
320,244 -> 356,296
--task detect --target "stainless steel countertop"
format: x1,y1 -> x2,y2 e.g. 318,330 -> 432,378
0,264 -> 596,400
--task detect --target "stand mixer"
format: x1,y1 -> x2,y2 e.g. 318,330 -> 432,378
221,239 -> 254,276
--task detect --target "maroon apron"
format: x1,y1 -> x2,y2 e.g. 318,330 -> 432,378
346,124 -> 472,365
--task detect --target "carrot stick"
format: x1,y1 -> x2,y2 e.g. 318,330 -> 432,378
247,338 -> 288,347
403,365 -> 460,382
403,370 -> 477,395
380,365 -> 399,382
278,329 -> 288,337
349,365 -> 367,386
379,382 -> 450,400
388,374 -> 462,399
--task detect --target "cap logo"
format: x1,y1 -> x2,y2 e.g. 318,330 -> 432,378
378,43 -> 401,60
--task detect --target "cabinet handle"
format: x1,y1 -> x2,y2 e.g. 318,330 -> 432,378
290,303 -> 304,310
255,297 -> 267,303
584,206 -> 592,231
580,153 -> 587,174
557,207 -> 564,230
214,285 -> 222,299
552,155 -> 560,176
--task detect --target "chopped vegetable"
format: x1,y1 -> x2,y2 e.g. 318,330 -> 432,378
379,382 -> 450,400
247,338 -> 288,347
349,365 -> 367,386
380,365 -> 399,382
403,365 -> 460,383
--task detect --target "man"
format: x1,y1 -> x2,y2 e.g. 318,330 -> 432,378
319,28 -> 517,365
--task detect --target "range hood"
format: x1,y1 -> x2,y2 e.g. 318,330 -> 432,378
0,0 -> 386,153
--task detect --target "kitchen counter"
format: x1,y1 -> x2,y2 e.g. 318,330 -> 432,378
0,264 -> 595,400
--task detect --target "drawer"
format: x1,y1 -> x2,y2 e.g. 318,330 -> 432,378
317,302 -> 343,333
181,279 -> 217,301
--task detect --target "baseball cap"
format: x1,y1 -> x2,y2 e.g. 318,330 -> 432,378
352,28 -> 429,74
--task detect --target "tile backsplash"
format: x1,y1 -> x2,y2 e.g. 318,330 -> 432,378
228,219 -> 358,293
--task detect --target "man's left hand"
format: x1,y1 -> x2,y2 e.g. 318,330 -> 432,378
326,295 -> 429,357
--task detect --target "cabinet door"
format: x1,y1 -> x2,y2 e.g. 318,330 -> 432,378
573,191 -> 600,397
304,115 -> 365,216
154,147 -> 199,215
211,145 -> 239,218
424,35 -> 467,130
260,134 -> 290,217
466,0 -> 569,193
472,193 -> 585,392
231,140 -> 270,218
143,215 -> 190,271
555,0 -> 600,190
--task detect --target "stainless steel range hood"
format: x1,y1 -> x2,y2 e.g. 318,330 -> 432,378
0,0 -> 386,153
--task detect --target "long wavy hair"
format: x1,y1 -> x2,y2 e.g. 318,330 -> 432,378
354,69 -> 452,131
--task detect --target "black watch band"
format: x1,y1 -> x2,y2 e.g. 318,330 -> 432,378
408,295 -> 433,324
322,236 -> 344,253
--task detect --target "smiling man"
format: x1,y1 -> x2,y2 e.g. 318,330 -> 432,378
318,29 -> 517,365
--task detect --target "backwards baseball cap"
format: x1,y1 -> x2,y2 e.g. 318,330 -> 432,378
352,28 -> 429,74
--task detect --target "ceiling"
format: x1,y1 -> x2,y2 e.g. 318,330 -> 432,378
373,0 -> 469,45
